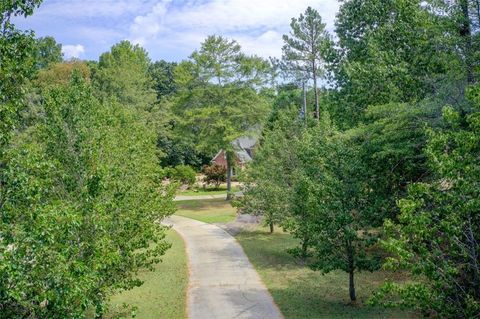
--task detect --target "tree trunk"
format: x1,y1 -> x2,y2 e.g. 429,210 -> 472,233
460,0 -> 474,84
301,235 -> 309,260
312,62 -> 319,120
349,270 -> 356,302
346,239 -> 357,302
226,152 -> 233,200
269,221 -> 274,233
303,81 -> 307,125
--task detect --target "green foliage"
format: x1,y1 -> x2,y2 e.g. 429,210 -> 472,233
282,6 -> 332,119
172,35 -> 271,197
35,36 -> 62,69
95,41 -> 155,111
36,61 -> 91,88
0,77 -> 175,317
0,3 -> 40,148
240,113 -> 381,300
148,60 -> 177,100
331,0 -> 460,127
202,164 -> 226,189
173,35 -> 271,156
236,111 -> 299,233
372,86 -> 480,317
347,101 -> 442,224
167,165 -> 196,186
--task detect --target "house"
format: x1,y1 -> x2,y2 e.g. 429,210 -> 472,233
211,137 -> 257,172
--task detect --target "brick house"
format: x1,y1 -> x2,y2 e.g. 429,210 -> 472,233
211,137 -> 257,173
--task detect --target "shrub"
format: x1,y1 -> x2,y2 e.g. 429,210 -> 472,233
170,165 -> 196,186
202,164 -> 226,189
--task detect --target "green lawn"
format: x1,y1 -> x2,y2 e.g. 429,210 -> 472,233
175,198 -> 237,223
236,229 -> 418,319
177,185 -> 240,196
107,230 -> 188,319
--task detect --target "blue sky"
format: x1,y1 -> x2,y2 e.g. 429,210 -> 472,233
15,0 -> 339,62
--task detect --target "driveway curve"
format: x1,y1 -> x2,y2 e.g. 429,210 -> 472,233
165,215 -> 283,319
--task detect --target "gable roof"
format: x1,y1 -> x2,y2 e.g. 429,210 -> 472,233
232,136 -> 257,163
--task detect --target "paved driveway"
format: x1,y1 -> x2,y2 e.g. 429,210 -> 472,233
174,192 -> 242,201
165,215 -> 283,319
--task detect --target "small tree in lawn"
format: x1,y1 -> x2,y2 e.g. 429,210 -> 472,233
173,35 -> 270,199
202,164 -> 226,189
236,111 -> 300,233
291,122 -> 381,301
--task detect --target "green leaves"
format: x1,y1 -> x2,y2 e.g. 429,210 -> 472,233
172,35 -> 270,155
1,77 -> 175,317
95,40 -> 156,112
376,85 -> 480,317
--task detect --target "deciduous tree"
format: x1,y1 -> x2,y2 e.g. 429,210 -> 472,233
173,35 -> 271,199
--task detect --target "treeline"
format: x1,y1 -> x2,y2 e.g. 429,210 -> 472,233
238,1 -> 480,318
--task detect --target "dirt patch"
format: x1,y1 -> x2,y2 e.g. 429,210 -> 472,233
216,213 -> 262,236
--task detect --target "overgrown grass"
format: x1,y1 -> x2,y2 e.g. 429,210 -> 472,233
175,198 -> 237,223
236,229 -> 417,319
177,185 -> 240,196
106,230 -> 188,319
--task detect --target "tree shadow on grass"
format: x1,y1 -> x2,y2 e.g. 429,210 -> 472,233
236,229 -> 418,319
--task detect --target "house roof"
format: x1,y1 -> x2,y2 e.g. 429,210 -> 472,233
233,136 -> 257,150
211,137 -> 258,165
232,136 -> 256,163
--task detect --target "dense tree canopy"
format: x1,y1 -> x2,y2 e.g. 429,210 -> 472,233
239,0 -> 480,314
95,41 -> 156,111
35,36 -> 62,69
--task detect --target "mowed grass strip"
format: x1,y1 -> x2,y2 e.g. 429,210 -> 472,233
236,229 -> 418,319
107,229 -> 188,319
175,198 -> 237,224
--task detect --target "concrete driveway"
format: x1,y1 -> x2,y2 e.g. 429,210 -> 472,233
165,215 -> 283,319
174,192 -> 243,201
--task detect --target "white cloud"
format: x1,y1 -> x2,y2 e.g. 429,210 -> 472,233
130,0 -> 172,45
128,0 -> 339,59
34,0 -> 159,19
15,0 -> 340,61
62,44 -> 85,59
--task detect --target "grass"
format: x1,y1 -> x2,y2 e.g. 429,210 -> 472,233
236,229 -> 418,319
106,230 -> 188,319
175,198 -> 237,223
177,185 -> 240,196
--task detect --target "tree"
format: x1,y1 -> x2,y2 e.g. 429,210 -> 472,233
295,124 -> 381,302
235,112 -> 298,233
202,164 -> 226,189
0,0 -> 42,149
149,60 -> 177,99
95,40 -> 156,111
173,35 -> 271,199
239,112 -> 381,299
282,7 -> 332,119
373,85 -> 480,317
35,36 -> 62,69
36,61 -> 90,88
0,75 -> 175,317
331,0 -> 460,127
